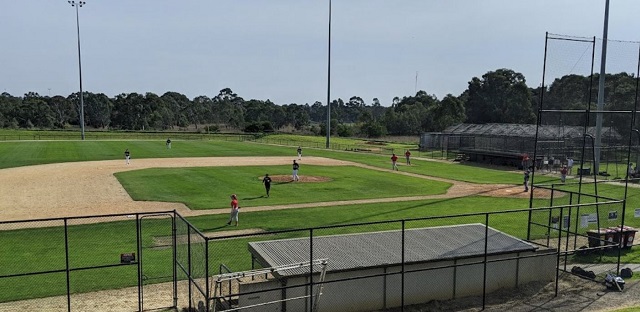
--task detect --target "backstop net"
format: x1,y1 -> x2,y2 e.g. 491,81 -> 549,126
529,32 -> 640,276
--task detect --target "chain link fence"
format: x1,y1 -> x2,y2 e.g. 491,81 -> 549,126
1,197 -> 635,312
0,212 -> 175,312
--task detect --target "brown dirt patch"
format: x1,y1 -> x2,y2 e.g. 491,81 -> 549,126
260,175 -> 331,183
480,185 -> 567,199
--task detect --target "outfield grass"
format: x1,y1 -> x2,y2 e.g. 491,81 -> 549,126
0,138 -> 538,185
115,165 -> 452,209
0,139 -> 296,169
255,133 -> 416,152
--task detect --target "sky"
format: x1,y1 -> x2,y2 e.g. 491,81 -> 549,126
1,0 -> 640,107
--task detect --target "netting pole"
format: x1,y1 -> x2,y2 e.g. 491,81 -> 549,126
576,36 -> 597,209
594,0 -> 611,174
528,32 -> 549,240
618,43 -> 640,273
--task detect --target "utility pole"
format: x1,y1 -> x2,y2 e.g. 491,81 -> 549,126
325,0 -> 332,149
69,1 -> 86,140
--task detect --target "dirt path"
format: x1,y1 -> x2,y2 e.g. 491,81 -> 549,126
0,156 -> 542,225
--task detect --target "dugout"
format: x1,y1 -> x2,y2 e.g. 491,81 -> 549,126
236,224 -> 556,312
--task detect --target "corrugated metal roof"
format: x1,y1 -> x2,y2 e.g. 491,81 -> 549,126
443,123 -> 620,140
248,224 -> 536,278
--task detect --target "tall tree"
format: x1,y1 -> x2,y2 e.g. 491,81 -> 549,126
213,88 -> 245,129
47,95 -> 76,128
430,94 -> 466,131
21,92 -> 54,128
0,92 -> 21,128
84,92 -> 113,128
111,93 -> 146,130
464,69 -> 535,124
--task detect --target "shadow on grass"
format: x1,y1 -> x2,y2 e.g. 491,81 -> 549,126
328,185 -> 519,226
328,196 -> 462,226
274,180 -> 294,185
242,195 -> 265,201
200,225 -> 231,232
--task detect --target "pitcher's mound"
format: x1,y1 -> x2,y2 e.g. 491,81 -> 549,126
482,185 -> 566,199
260,175 -> 331,183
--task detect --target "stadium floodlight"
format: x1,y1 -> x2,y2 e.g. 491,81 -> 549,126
326,0 -> 331,149
69,1 -> 86,140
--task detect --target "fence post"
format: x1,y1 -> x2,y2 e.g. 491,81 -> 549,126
555,206 -> 564,297
137,214 -> 143,312
173,213 -> 178,309
401,220 -> 405,312
64,218 -> 71,312
188,226 -> 193,311
205,237 -> 210,312
482,214 -> 489,310
309,228 -> 314,312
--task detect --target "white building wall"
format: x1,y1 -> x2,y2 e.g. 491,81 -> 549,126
238,250 -> 557,312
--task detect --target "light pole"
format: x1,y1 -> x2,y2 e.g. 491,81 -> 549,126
325,0 -> 332,149
69,1 -> 86,140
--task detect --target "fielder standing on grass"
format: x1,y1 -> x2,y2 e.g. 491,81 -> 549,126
226,194 -> 240,226
297,146 -> 302,160
262,174 -> 272,197
292,160 -> 300,181
166,138 -> 171,149
405,150 -> 411,165
391,153 -> 399,171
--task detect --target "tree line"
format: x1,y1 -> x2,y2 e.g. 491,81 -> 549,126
0,69 -> 636,137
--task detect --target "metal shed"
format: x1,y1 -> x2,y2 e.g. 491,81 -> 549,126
421,123 -> 621,168
238,224 -> 556,312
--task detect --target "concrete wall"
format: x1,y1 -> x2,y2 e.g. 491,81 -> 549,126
238,249 -> 557,312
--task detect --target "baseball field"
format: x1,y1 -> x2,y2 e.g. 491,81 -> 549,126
1,133 -> 639,311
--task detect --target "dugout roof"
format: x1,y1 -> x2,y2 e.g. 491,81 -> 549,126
248,224 -> 537,278
444,123 -> 620,140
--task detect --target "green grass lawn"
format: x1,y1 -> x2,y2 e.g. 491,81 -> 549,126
115,165 -> 452,209
0,139 -> 296,169
0,136 -> 561,186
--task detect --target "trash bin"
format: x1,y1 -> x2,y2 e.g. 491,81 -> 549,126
603,228 -> 617,249
608,227 -> 623,248
621,226 -> 637,249
578,168 -> 591,176
587,229 -> 613,248
608,226 -> 638,249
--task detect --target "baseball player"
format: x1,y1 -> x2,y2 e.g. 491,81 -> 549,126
262,174 -> 272,197
124,149 -> 130,165
292,160 -> 300,181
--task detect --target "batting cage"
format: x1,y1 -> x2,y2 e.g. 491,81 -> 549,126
527,32 -> 640,283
